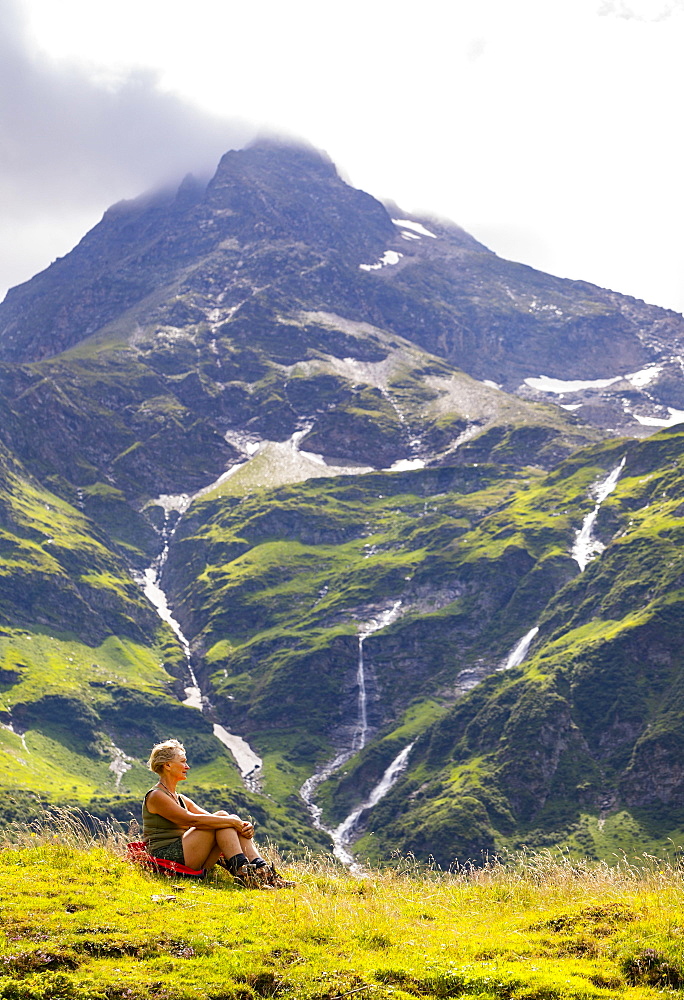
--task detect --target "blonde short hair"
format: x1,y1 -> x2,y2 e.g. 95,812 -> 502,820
147,739 -> 185,774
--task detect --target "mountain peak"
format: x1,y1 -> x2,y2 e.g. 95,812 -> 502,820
204,137 -> 395,253
1,136 -> 683,420
208,137 -> 339,193
244,135 -> 338,171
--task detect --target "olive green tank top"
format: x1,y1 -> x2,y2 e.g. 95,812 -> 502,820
142,788 -> 189,854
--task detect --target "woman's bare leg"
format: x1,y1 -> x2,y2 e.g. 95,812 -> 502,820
237,836 -> 260,861
213,811 -> 262,863
181,810 -> 262,870
182,826 -> 240,870
200,843 -> 224,870
182,830 -> 262,871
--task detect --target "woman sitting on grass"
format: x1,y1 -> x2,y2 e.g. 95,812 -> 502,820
143,738 -> 286,889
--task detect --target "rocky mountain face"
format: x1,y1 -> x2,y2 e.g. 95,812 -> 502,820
3,141 -> 683,434
0,138 -> 683,862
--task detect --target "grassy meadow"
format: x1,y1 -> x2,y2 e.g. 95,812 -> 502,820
1,813 -> 683,1000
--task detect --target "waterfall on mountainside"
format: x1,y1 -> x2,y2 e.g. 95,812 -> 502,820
3,711 -> 29,753
136,499 -> 262,787
354,601 -> 403,754
109,743 -> 133,788
139,508 -> 202,709
332,742 -> 415,871
300,600 -> 403,866
503,626 -> 540,670
353,634 -> 369,752
572,457 -> 626,571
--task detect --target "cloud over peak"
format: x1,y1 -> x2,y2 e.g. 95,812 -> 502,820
0,0 -> 255,297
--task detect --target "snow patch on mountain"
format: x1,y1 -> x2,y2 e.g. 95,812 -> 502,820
392,218 -> 437,238
633,407 -> 684,427
525,375 -> 622,393
627,364 -> 662,387
390,458 -> 426,471
359,250 -> 403,271
525,364 -> 662,395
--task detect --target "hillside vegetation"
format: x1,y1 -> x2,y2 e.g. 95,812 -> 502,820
360,426 -> 684,864
154,426 -> 684,864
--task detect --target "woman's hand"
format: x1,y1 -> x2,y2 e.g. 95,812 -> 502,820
221,812 -> 254,838
237,819 -> 254,839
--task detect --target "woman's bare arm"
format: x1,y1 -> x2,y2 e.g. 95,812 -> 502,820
146,790 -> 245,831
180,795 -> 215,816
181,795 -> 255,839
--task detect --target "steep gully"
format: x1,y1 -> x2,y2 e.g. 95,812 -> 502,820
299,601 -> 414,873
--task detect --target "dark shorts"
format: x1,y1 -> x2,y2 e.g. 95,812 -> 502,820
150,838 -> 186,864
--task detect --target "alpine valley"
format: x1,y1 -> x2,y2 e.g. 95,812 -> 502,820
1,138 -> 684,865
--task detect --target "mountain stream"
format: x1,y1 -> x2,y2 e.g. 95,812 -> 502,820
300,601 -> 412,870
136,499 -> 263,789
572,458 -> 626,571
491,460 -> 627,683
503,626 -> 540,670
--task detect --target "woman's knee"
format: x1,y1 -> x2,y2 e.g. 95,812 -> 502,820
182,828 -> 218,868
183,828 -> 217,850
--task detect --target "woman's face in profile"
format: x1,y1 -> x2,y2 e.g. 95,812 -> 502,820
166,751 -> 190,782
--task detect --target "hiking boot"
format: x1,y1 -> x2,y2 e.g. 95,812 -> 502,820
257,864 -> 296,889
233,863 -> 276,890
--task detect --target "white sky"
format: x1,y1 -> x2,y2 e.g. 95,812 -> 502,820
2,0 -> 683,313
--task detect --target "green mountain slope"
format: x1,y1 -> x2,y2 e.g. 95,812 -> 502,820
0,442 -> 205,804
346,428 -> 684,863
0,139 -> 682,865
